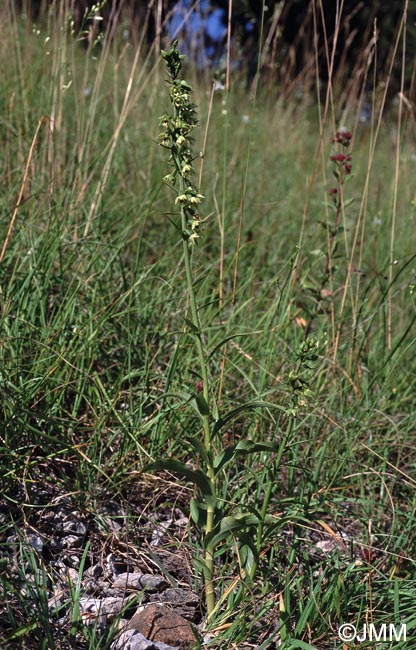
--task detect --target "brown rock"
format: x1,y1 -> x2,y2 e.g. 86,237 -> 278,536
128,604 -> 197,648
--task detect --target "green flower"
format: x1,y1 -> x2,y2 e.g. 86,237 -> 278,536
175,193 -> 188,205
181,163 -> 192,177
189,194 -> 203,206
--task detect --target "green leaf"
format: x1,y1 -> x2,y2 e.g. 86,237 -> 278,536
9,622 -> 39,640
237,531 -> 259,572
194,393 -> 209,416
211,395 -> 219,421
206,512 -> 260,548
193,555 -> 210,575
214,439 -> 276,474
181,316 -> 199,332
166,214 -> 182,232
234,439 -> 277,453
213,445 -> 237,473
190,497 -> 207,528
213,401 -> 283,435
145,458 -> 214,497
187,436 -> 210,466
191,491 -> 222,521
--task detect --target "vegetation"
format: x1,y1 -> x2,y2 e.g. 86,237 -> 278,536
1,2 -> 416,649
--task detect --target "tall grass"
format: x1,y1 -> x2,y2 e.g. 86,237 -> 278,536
1,1 -> 416,648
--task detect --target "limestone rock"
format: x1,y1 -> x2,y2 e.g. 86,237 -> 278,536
112,572 -> 167,592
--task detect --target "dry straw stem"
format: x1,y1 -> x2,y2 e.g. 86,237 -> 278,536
333,0 -> 409,361
225,0 -> 233,92
388,0 -> 408,350
301,0 -> 410,364
83,38 -> 156,237
0,115 -> 49,265
293,0 -> 346,346
82,1 -> 172,237
315,0 -> 347,346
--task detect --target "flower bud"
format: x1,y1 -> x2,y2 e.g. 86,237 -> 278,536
163,173 -> 175,185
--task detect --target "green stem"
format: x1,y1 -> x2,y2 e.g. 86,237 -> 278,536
204,513 -> 216,618
176,158 -> 217,619
176,176 -> 212,456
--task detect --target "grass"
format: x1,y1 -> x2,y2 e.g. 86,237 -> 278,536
1,2 -> 416,648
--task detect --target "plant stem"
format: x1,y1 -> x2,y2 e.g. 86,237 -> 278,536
172,145 -> 211,446
176,159 -> 217,619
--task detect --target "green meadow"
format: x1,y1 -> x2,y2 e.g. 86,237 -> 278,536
1,4 -> 416,648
